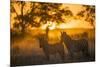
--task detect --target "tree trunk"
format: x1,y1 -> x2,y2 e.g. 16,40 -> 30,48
21,1 -> 25,33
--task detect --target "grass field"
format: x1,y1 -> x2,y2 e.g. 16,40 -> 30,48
11,28 -> 95,66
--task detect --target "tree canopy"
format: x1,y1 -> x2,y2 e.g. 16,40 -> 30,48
11,1 -> 73,32
11,1 -> 95,33
77,5 -> 95,27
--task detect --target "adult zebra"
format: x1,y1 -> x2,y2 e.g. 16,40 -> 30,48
38,35 -> 65,61
61,32 -> 90,59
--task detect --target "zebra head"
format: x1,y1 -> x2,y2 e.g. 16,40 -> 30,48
61,31 -> 71,42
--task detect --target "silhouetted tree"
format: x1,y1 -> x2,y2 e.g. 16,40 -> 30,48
77,5 -> 95,28
11,1 -> 26,32
11,1 -> 73,33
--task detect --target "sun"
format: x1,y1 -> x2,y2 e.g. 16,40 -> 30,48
48,22 -> 56,30
40,21 -> 56,30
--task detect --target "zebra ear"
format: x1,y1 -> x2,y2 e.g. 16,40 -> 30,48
63,31 -> 65,33
62,31 -> 64,34
61,31 -> 63,34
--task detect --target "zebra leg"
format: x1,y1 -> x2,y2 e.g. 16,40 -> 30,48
82,40 -> 90,58
57,46 -> 65,62
82,49 -> 90,58
59,50 -> 65,62
69,51 -> 74,60
45,53 -> 50,61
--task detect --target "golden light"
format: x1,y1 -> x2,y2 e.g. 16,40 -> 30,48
39,19 -> 93,30
11,2 -> 94,30
56,19 -> 93,29
40,22 -> 49,30
48,22 -> 56,30
40,21 -> 56,30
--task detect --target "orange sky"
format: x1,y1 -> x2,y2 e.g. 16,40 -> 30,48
11,2 -> 94,30
61,4 -> 85,16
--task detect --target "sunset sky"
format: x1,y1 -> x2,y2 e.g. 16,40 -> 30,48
11,2 -> 95,30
